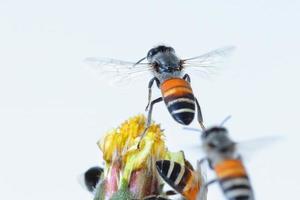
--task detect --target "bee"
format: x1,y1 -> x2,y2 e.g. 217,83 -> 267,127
85,45 -> 235,145
79,166 -> 103,194
199,126 -> 255,200
155,159 -> 207,200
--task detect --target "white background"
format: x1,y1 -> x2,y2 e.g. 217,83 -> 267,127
0,0 -> 299,199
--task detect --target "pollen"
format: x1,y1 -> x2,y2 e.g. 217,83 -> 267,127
97,115 -> 173,182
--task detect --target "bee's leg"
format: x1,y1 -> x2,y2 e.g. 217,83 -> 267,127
205,179 -> 218,188
237,155 -> 243,160
197,158 -> 208,166
138,97 -> 163,148
165,190 -> 177,196
195,98 -> 205,130
146,97 -> 163,126
197,158 -> 214,171
138,195 -> 171,200
183,73 -> 191,83
145,77 -> 160,111
183,74 -> 205,130
197,158 -> 213,176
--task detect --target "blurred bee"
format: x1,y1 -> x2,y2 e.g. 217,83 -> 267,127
79,166 -> 103,194
199,126 -> 255,200
155,159 -> 207,200
85,45 -> 235,146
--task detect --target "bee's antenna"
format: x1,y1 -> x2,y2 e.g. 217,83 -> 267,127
220,115 -> 232,126
133,57 -> 146,67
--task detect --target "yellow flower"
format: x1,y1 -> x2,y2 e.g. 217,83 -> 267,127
97,115 -> 185,199
98,115 -> 168,178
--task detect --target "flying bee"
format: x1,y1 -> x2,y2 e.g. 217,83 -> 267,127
198,126 -> 256,200
184,119 -> 281,200
85,45 -> 235,146
155,159 -> 207,200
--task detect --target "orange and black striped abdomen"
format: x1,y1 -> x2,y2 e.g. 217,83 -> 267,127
156,160 -> 200,200
214,159 -> 254,200
160,78 -> 195,125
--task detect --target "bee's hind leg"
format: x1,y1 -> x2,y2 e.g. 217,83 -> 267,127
183,74 -> 205,130
183,74 -> 206,128
145,77 -> 160,111
138,97 -> 163,149
195,98 -> 206,131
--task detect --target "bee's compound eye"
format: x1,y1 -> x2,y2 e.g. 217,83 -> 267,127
219,147 -> 228,153
147,48 -> 157,59
153,61 -> 159,66
147,50 -> 153,57
208,142 -> 216,148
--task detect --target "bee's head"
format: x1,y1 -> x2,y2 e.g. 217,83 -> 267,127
201,126 -> 235,154
147,45 -> 181,73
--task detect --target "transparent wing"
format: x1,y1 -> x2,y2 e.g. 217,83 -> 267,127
236,135 -> 282,161
182,127 -> 282,162
181,127 -> 204,151
182,46 -> 236,77
196,160 -> 208,200
84,57 -> 152,87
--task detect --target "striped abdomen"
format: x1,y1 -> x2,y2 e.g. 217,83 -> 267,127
156,160 -> 200,200
160,78 -> 195,125
214,159 -> 254,200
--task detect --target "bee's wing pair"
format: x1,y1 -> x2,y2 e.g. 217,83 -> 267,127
84,57 -> 152,87
84,46 -> 235,87
234,135 -> 282,162
181,46 -> 235,78
184,126 -> 282,162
